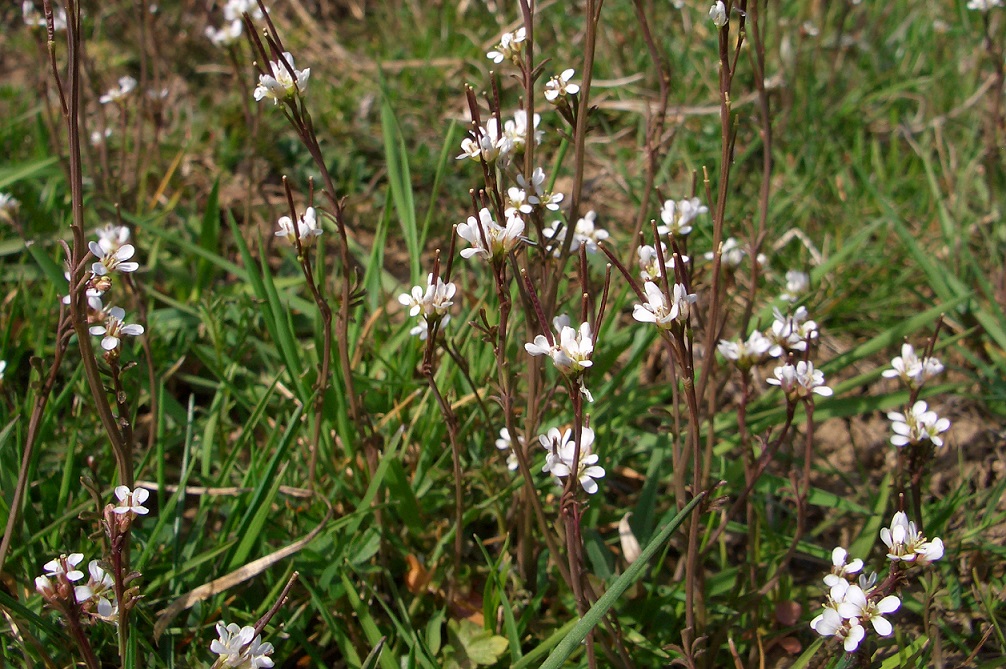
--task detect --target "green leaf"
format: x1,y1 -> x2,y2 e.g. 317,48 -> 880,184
445,619 -> 509,668
380,88 -> 420,283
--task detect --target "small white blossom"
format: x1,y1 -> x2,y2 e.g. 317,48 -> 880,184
253,52 -> 310,103
495,428 -> 521,471
456,118 -> 503,163
223,0 -> 265,21
766,360 -> 832,400
487,27 -> 526,64
881,343 -> 943,389
539,426 -> 605,494
837,585 -> 900,638
457,207 -> 524,262
967,0 -> 1003,10
811,606 -> 866,652
823,547 -> 864,588
498,111 -> 542,158
505,187 -> 533,215
709,1 -> 728,27
113,485 -> 150,517
525,316 -> 594,378
888,401 -> 951,448
879,511 -> 944,563
637,243 -> 688,282
780,270 -> 810,301
43,553 -> 86,582
632,281 -> 696,330
275,207 -> 322,246
658,197 -> 707,237
89,307 -> 145,351
398,273 -> 456,339
0,360 -> 5,381
211,622 -> 275,668
99,76 -> 138,105
766,306 -> 818,357
89,241 -> 139,276
517,168 -> 564,212
94,224 -> 131,255
544,68 -> 580,103
718,330 -> 772,368
61,271 -> 105,310
74,561 -> 117,620
206,20 -> 244,46
704,237 -> 746,267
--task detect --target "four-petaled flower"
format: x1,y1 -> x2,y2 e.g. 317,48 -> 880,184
94,224 -> 131,255
398,273 -> 456,340
89,307 -> 145,351
836,585 -> 901,638
658,197 -> 707,237
90,241 -> 140,276
457,207 -> 524,262
544,69 -> 580,103
766,360 -> 832,400
881,343 -> 943,389
539,426 -> 605,494
766,306 -> 818,357
823,547 -> 864,588
275,207 -> 322,246
113,485 -> 150,517
879,511 -> 944,563
253,52 -> 310,104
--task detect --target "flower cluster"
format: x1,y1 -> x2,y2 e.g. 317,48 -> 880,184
888,401 -> 951,448
658,197 -> 707,238
457,207 -> 524,262
253,52 -> 310,104
63,224 -> 144,355
525,315 -> 595,401
632,281 -> 697,331
637,243 -> 688,282
717,330 -> 772,369
881,343 -> 943,390
539,426 -> 605,494
766,360 -> 832,401
206,0 -> 265,47
275,206 -> 322,248
211,622 -> 275,668
810,513 -> 943,652
766,306 -> 818,356
457,111 -> 543,167
398,273 -> 456,340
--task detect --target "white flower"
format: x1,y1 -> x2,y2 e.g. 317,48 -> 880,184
206,19 -> 244,46
888,401 -> 951,448
398,273 -> 456,339
967,0 -> 1003,10
43,553 -> 86,582
823,547 -> 864,588
879,511 -> 944,564
253,52 -> 310,103
766,360 -> 832,400
99,76 -> 138,105
505,187 -> 533,215
61,271 -> 105,310
632,281 -> 696,330
810,606 -> 866,652
544,68 -> 580,103
457,207 -> 524,261
223,0 -> 265,21
275,207 -> 322,246
74,560 -> 117,618
113,485 -> 150,516
525,316 -> 594,378
89,241 -> 139,276
0,192 -> 19,223
571,211 -> 608,254
499,111 -> 542,157
495,428 -> 521,471
637,243 -> 688,282
766,306 -> 818,356
717,330 -> 772,368
94,223 -> 131,255
709,1 -> 728,27
704,237 -> 746,267
780,270 -> 810,301
211,622 -> 275,668
456,118 -> 503,163
539,426 -> 605,494
90,128 -> 113,146
658,197 -> 707,237
881,343 -> 943,389
89,307 -> 145,351
0,360 -> 6,381
487,27 -> 526,64
837,585 -> 900,638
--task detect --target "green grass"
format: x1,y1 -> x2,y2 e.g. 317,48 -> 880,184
1,1 -> 1004,667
